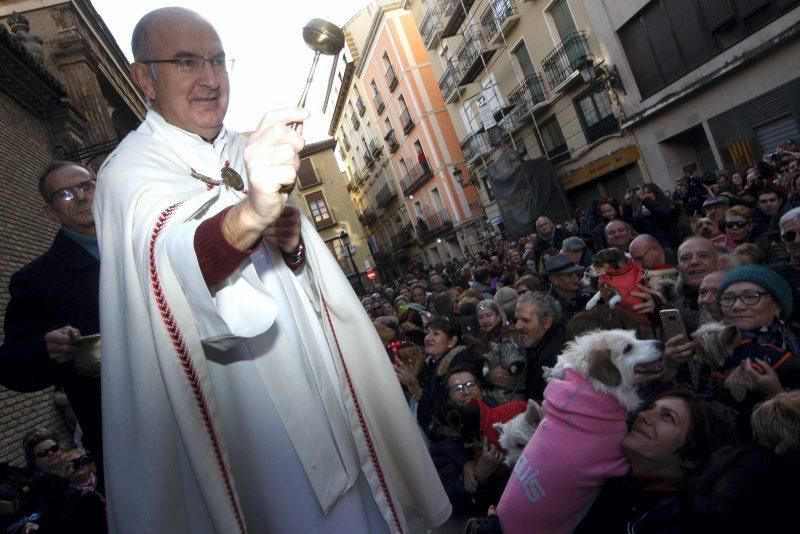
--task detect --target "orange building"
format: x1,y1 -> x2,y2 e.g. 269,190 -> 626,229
330,2 -> 487,271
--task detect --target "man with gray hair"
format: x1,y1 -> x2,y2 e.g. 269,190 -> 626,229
560,236 -> 593,268
94,7 -> 448,532
773,207 -> 800,330
533,216 -> 567,267
515,292 -> 565,402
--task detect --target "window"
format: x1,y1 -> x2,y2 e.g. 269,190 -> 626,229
574,90 -> 619,143
618,0 -> 795,98
539,117 -> 569,164
512,40 -> 536,79
297,158 -> 320,189
305,191 -> 335,229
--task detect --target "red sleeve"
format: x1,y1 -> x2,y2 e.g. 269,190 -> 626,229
193,206 -> 258,287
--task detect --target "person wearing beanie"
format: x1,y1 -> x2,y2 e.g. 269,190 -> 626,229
714,265 -> 800,438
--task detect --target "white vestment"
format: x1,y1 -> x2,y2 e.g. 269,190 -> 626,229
94,110 -> 451,533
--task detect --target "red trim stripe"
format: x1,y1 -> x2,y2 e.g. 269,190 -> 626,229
149,203 -> 246,533
322,298 -> 403,533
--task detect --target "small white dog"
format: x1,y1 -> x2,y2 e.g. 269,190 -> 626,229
497,330 -> 665,534
494,399 -> 546,468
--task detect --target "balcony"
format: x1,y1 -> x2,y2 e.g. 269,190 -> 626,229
384,129 -> 399,152
420,9 -> 442,49
583,113 -> 620,144
390,226 -> 414,249
373,92 -> 385,114
498,73 -> 547,133
460,130 -> 492,164
454,28 -> 497,86
376,182 -> 398,208
400,162 -> 434,196
385,64 -> 398,91
358,209 -> 377,226
399,109 -> 414,134
356,97 -> 366,116
438,61 -> 462,104
481,0 -> 520,45
363,152 -> 374,169
417,209 -> 452,240
441,0 -> 475,38
351,113 -> 360,130
541,30 -> 591,90
342,136 -> 351,151
368,138 -> 381,158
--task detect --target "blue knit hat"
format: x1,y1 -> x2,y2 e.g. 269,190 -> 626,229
719,265 -> 792,317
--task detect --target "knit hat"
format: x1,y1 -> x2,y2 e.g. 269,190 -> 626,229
719,265 -> 792,317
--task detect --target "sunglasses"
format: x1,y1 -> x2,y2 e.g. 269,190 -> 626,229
35,444 -> 60,458
782,230 -> 798,242
725,221 -> 749,229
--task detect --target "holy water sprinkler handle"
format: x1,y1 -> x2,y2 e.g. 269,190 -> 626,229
279,19 -> 345,194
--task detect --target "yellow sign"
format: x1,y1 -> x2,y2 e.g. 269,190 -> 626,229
560,146 -> 640,190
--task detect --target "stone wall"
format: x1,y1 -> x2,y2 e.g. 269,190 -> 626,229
0,88 -> 70,466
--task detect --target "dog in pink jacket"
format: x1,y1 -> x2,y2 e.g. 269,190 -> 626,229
497,330 -> 665,534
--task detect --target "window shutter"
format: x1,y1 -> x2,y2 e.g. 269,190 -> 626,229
618,19 -> 663,98
297,159 -> 319,189
699,0 -> 736,29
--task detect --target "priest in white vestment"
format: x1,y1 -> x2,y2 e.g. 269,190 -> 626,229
93,8 -> 450,533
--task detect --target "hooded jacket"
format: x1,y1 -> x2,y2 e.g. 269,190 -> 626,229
497,369 -> 630,534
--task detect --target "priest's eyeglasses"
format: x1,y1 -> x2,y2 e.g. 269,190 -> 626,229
143,54 -> 231,75
449,381 -> 479,395
49,179 -> 96,203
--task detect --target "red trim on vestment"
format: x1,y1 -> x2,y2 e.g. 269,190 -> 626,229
149,203 -> 246,533
322,298 -> 403,533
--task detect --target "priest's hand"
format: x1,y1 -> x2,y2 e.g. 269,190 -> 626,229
264,205 -> 301,253
223,108 -> 309,251
45,326 -> 79,363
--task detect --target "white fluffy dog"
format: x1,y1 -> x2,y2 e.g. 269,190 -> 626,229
494,399 -> 546,468
497,330 -> 665,534
547,329 -> 665,411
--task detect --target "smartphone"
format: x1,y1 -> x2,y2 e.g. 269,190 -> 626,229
659,309 -> 687,342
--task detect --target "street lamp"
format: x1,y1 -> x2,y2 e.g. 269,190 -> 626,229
339,230 -> 365,295
578,58 -> 626,95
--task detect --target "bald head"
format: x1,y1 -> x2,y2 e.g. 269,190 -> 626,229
629,234 -> 665,269
132,7 -> 213,61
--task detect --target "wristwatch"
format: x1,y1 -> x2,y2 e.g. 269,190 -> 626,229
281,237 -> 306,271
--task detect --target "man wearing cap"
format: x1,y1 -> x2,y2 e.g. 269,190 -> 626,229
702,195 -> 730,231
544,255 -> 587,326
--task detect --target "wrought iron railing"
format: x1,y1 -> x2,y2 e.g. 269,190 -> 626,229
584,113 -> 620,143
386,64 -> 398,91
541,30 -> 591,90
390,227 -> 414,248
438,60 -> 461,102
400,162 -> 434,196
376,182 -> 397,208
420,10 -> 442,49
384,129 -> 399,152
480,0 -> 517,43
400,108 -> 414,134
460,130 -> 491,162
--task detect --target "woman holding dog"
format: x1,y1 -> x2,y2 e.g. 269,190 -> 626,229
396,316 -> 479,440
575,389 -> 736,533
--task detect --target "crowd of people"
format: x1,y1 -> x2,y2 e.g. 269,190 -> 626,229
362,144 -> 800,531
0,3 -> 798,529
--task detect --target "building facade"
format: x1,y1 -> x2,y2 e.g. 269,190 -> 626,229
408,0 -> 651,225
291,139 -> 376,294
0,1 -> 144,465
586,0 -> 800,188
329,1 -> 486,278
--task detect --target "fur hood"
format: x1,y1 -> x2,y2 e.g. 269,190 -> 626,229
436,345 -> 471,377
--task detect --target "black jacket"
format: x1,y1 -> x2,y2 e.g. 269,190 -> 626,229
524,324 -> 566,402
0,231 -> 102,463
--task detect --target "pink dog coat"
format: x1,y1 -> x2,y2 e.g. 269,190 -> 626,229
497,369 -> 630,534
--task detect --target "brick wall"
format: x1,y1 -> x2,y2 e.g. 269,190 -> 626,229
0,89 -> 70,466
